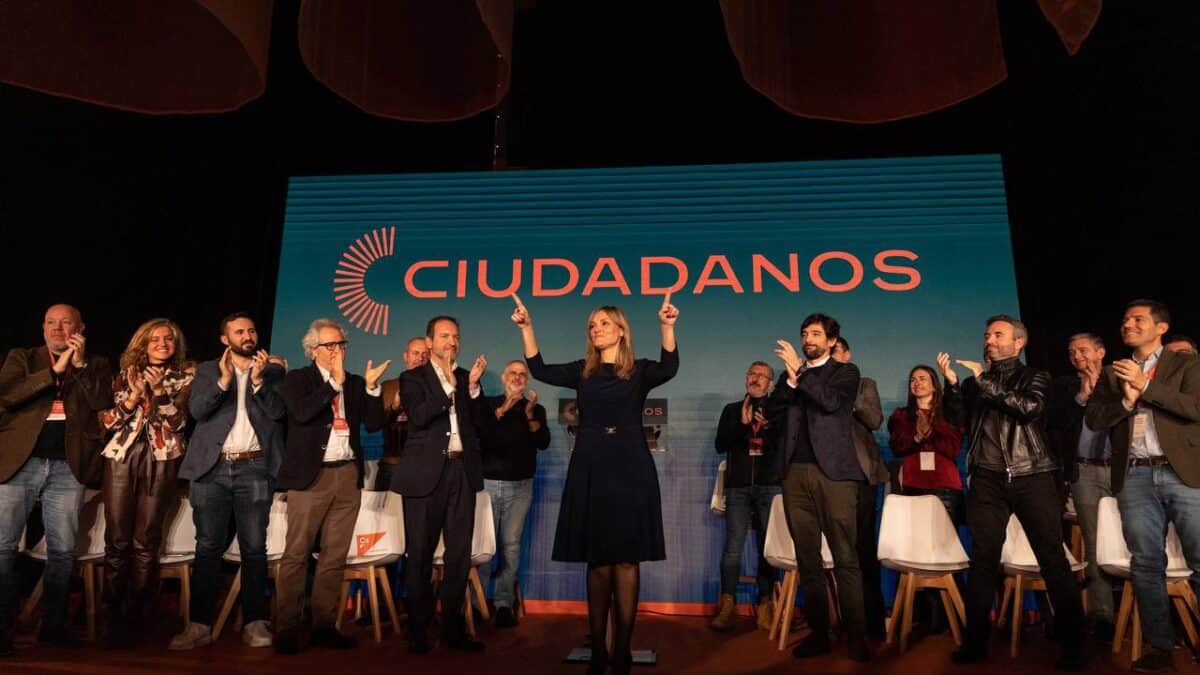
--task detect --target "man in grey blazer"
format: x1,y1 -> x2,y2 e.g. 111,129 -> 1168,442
832,337 -> 890,639
170,313 -> 287,650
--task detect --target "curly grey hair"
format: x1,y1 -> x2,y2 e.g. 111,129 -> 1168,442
301,318 -> 347,360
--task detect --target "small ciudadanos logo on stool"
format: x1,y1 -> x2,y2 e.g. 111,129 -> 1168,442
333,226 -> 395,336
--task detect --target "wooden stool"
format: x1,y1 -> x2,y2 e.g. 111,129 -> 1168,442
1113,578 -> 1200,662
337,559 -> 402,643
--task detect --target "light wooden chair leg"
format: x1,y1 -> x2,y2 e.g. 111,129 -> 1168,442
376,566 -> 402,635
213,569 -> 243,640
825,574 -> 839,629
997,580 -> 1013,628
469,567 -> 490,621
1010,575 -> 1024,658
768,579 -> 784,641
1113,580 -> 1133,654
19,577 -> 44,627
514,580 -> 525,618
180,564 -> 192,627
777,571 -> 797,651
886,573 -> 909,646
366,567 -> 383,643
1174,595 -> 1198,649
899,569 -> 917,654
334,580 -> 351,631
940,585 -> 963,646
464,585 -> 476,639
82,562 -> 97,642
1131,601 -> 1143,663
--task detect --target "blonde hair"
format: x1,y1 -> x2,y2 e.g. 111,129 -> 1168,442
120,318 -> 188,372
582,306 -> 635,380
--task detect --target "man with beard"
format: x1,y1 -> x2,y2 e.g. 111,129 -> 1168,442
942,314 -> 1085,669
1046,332 -> 1114,642
711,360 -> 781,632
477,359 -> 550,628
390,316 -> 488,654
375,337 -> 431,491
171,313 -> 287,649
0,304 -> 112,655
1087,300 -> 1200,672
767,313 -> 869,662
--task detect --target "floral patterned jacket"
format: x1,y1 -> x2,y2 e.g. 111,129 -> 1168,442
99,367 -> 194,462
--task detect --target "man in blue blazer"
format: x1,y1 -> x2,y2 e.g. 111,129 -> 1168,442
170,313 -> 287,650
767,313 -> 869,663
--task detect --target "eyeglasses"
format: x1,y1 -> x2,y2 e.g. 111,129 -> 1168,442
316,341 -> 349,351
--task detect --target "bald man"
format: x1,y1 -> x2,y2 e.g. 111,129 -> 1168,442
0,304 -> 113,655
375,337 -> 431,491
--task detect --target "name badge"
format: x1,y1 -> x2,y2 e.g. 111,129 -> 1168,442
1131,412 -> 1147,444
47,399 -> 66,421
748,436 -> 764,457
920,451 -> 936,472
333,417 -> 350,437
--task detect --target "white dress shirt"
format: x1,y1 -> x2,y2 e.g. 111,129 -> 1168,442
219,366 -> 262,455
430,360 -> 481,454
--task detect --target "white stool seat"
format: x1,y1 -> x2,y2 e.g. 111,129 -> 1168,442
711,460 -> 727,515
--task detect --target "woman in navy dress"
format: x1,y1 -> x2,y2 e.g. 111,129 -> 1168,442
510,293 -> 679,675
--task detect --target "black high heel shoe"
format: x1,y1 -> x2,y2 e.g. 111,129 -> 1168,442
586,646 -> 609,675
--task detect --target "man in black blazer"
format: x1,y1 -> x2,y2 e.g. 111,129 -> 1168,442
391,315 -> 488,654
170,312 -> 287,650
274,318 -> 389,654
1046,331 -> 1114,641
767,313 -> 868,662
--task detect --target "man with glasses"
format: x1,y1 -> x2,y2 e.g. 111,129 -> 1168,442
711,361 -> 781,632
274,318 -> 390,654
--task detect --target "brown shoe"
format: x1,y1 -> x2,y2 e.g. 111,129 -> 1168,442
756,599 -> 775,631
710,594 -> 737,631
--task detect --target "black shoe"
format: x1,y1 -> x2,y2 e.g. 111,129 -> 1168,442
37,624 -> 80,648
586,647 -> 609,675
495,606 -> 518,629
610,650 -> 633,675
409,635 -> 432,654
104,626 -> 135,650
1056,643 -> 1089,671
1132,646 -> 1174,672
791,634 -> 832,658
951,645 -> 988,664
309,627 -> 357,650
848,634 -> 872,663
444,633 -> 486,652
0,632 -> 14,658
1093,620 -> 1116,644
273,628 -> 301,655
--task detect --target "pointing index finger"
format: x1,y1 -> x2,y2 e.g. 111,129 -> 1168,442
512,292 -> 524,309
661,291 -> 671,308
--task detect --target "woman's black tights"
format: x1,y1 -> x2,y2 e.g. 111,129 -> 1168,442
587,562 -> 640,674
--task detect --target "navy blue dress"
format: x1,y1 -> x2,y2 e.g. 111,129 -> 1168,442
527,348 -> 679,565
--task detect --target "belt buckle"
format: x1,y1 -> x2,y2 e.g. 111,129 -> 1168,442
605,426 -> 617,435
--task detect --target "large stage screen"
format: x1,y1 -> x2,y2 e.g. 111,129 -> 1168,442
271,155 -> 1020,611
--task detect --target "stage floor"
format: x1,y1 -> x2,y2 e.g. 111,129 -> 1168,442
2,612 -> 1178,674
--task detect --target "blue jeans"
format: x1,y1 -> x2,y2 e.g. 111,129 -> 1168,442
479,478 -> 533,609
721,484 -> 781,600
189,457 -> 273,625
1072,463 -> 1115,623
0,458 -> 85,630
1117,464 -> 1200,651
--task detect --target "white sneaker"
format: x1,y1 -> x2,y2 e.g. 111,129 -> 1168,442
168,622 -> 213,650
242,620 -> 273,648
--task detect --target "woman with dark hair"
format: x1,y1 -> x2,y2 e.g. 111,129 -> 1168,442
98,318 -> 194,648
887,364 -> 964,520
510,293 -> 678,675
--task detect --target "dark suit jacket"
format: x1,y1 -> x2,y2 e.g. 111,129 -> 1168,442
0,347 -> 113,485
1047,373 -> 1091,484
389,361 -> 485,498
276,363 -> 386,491
851,377 -> 889,486
180,359 -> 288,481
766,360 -> 864,482
1086,348 -> 1200,493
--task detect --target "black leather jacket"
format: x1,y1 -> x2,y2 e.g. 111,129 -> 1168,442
943,357 -> 1058,479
